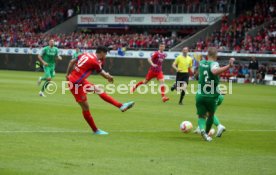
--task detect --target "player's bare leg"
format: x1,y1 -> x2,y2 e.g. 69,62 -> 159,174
131,79 -> 149,93
38,74 -> 49,86
93,85 -> 135,112
143,79 -> 149,84
78,100 -> 108,135
39,77 -> 51,97
159,79 -> 169,102
37,77 -> 42,86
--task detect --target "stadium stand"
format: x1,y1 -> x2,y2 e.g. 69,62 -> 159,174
0,0 -> 80,47
0,0 -> 80,32
0,0 -> 275,54
0,0 -> 213,49
192,1 -> 276,53
80,0 -> 231,14
0,0 -> 275,83
0,32 -> 183,49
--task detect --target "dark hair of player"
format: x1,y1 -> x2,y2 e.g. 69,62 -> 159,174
96,46 -> 109,53
159,43 -> 165,46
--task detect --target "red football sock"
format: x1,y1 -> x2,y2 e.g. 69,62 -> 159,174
82,110 -> 98,132
99,92 -> 122,108
132,81 -> 144,92
160,85 -> 166,97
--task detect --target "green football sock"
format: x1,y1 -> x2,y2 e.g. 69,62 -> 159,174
213,115 -> 220,126
206,116 -> 214,133
198,117 -> 206,132
41,81 -> 50,92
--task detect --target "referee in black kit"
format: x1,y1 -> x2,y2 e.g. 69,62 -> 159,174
171,47 -> 193,105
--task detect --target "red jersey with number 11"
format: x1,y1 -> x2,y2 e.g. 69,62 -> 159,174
68,53 -> 102,84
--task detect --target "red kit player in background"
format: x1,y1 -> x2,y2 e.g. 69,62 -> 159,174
66,46 -> 135,135
131,43 -> 169,102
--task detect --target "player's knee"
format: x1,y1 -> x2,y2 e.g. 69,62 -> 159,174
143,79 -> 148,84
79,102 -> 89,111
94,85 -> 104,94
46,78 -> 51,81
95,90 -> 103,95
198,115 -> 205,119
208,113 -> 214,118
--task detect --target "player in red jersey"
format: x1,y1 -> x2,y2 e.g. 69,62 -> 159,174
66,46 -> 135,135
131,43 -> 169,102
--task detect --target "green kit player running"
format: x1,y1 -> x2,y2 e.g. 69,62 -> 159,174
37,39 -> 62,97
196,47 -> 235,142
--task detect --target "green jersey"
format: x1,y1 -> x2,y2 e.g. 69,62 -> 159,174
72,51 -> 82,60
197,60 -> 220,97
40,46 -> 59,66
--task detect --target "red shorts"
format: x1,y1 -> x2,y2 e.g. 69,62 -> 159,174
145,70 -> 164,81
68,80 -> 95,103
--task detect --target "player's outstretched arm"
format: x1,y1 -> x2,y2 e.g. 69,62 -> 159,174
211,58 -> 235,75
66,59 -> 77,80
99,70 -> 114,83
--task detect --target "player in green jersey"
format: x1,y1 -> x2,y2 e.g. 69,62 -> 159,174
72,47 -> 82,60
194,94 -> 226,137
196,47 -> 235,141
37,39 -> 62,97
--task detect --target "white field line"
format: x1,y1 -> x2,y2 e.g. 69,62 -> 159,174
0,129 -> 275,133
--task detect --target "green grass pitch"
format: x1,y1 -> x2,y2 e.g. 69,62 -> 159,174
0,70 -> 275,175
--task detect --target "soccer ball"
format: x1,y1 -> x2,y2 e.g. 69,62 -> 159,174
180,121 -> 193,133
208,128 -> 215,136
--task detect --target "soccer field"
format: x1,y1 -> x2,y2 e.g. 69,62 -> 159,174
0,70 -> 275,175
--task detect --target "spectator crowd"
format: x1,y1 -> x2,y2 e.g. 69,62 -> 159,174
219,58 -> 276,83
194,1 -> 276,54
80,0 -> 231,14
0,0 -> 275,53
0,32 -> 182,50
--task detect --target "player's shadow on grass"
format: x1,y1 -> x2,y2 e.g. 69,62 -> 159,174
158,132 -> 203,142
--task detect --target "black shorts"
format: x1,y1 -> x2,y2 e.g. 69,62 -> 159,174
176,72 -> 189,86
